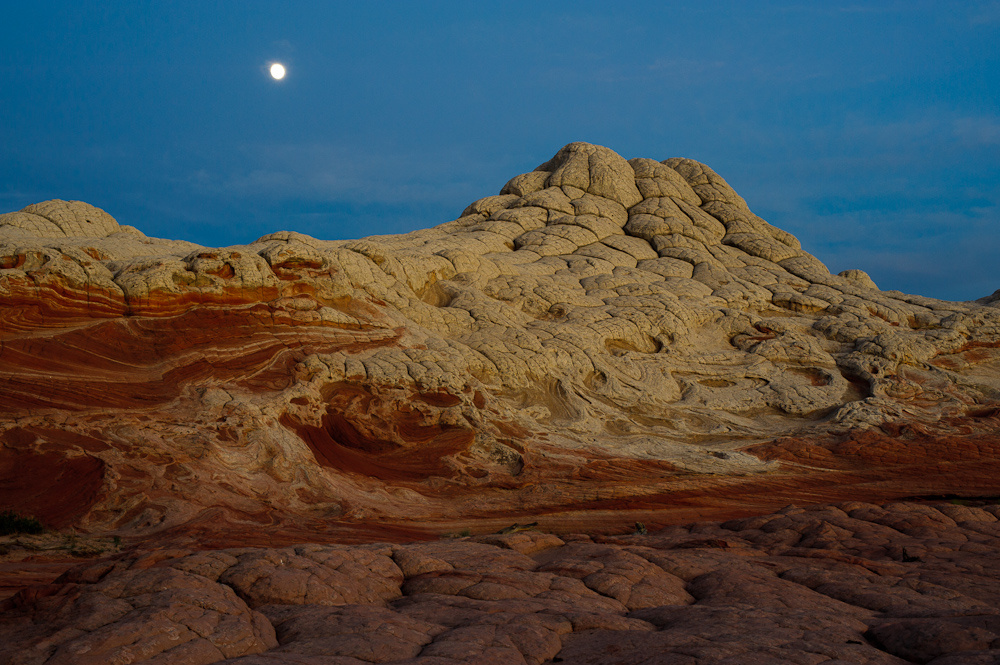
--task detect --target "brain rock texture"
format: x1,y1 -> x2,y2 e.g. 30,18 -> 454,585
0,142 -> 999,537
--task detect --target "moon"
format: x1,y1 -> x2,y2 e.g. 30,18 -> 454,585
269,63 -> 286,80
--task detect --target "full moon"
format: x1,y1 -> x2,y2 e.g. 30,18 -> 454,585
269,63 -> 286,80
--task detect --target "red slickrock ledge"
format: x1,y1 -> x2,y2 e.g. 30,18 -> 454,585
3,500 -> 1000,664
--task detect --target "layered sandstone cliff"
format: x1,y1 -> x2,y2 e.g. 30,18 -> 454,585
1,143 -> 998,541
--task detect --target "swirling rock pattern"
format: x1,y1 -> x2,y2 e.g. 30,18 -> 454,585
0,143 -> 999,542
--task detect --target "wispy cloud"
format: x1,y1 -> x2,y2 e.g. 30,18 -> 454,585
953,116 -> 1000,147
646,57 -> 727,83
180,142 -> 508,213
780,1 -> 933,14
969,1 -> 1000,24
833,3 -> 910,13
0,187 -> 35,211
830,112 -> 1000,152
785,200 -> 1000,300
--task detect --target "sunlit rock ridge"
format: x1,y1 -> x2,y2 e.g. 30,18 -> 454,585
1,142 -> 998,539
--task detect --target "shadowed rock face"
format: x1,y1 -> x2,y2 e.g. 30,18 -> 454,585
4,501 -> 1000,664
1,143 -> 999,540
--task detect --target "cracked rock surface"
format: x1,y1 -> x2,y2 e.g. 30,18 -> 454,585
4,501 -> 1000,664
0,142 -> 998,540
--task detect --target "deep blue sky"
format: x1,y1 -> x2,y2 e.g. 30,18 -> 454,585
2,2 -> 997,300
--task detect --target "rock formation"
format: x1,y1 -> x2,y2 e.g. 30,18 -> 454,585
3,142 -> 1000,664
0,142 -> 998,543
5,500 -> 1000,664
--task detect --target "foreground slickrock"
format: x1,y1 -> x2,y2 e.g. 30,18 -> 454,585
1,142 -> 998,541
4,501 -> 1000,664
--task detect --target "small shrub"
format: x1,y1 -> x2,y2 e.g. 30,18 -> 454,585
443,528 -> 472,539
0,511 -> 44,536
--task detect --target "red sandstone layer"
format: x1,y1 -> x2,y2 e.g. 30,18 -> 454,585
1,147 -> 998,547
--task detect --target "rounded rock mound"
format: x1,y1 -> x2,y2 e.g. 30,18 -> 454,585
0,142 -> 998,543
0,199 -> 121,238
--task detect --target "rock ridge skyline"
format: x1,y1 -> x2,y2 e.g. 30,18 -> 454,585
0,141 -> 997,541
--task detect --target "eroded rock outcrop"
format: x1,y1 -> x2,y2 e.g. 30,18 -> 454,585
0,143 -> 998,540
5,501 -> 1000,664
